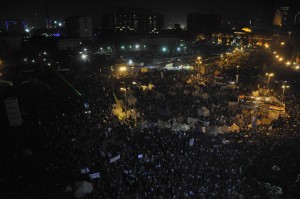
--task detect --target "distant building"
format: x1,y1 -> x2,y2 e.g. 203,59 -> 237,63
187,13 -> 221,33
273,11 -> 283,26
295,12 -> 300,26
6,20 -> 25,33
102,8 -> 164,33
279,6 -> 290,27
65,16 -> 92,39
57,39 -> 81,51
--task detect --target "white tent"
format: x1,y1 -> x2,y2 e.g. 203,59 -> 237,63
74,181 -> 93,198
207,126 -> 223,136
198,107 -> 209,117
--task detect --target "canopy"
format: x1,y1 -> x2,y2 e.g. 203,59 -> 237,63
207,126 -> 223,136
74,181 -> 93,198
198,107 -> 209,117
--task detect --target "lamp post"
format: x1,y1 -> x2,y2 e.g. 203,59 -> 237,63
282,85 -> 289,112
120,87 -> 127,120
236,65 -> 240,83
196,56 -> 202,78
265,73 -> 274,89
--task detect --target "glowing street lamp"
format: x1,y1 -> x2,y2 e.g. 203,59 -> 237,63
119,66 -> 127,72
265,73 -> 274,89
81,54 -> 88,60
278,57 -> 283,62
286,61 -> 291,66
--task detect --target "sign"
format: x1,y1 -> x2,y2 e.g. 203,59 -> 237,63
5,98 -> 23,126
89,172 -> 100,179
110,154 -> 120,163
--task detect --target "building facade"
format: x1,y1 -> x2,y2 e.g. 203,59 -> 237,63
65,16 -> 92,39
102,8 -> 164,33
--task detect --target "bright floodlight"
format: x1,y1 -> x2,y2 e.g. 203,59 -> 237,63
135,44 -> 140,49
81,54 -> 88,60
25,28 -> 30,33
58,23 -> 62,27
128,59 -> 133,65
119,67 -> 127,72
84,48 -> 87,52
162,47 -> 167,52
121,46 -> 125,49
177,47 -> 181,51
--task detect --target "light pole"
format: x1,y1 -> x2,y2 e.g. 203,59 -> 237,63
265,73 -> 274,89
196,56 -> 202,78
281,85 -> 289,112
120,87 -> 127,120
236,65 -> 240,83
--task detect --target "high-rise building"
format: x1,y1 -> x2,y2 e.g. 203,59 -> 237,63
65,16 -> 92,39
295,12 -> 300,26
279,6 -> 290,27
5,20 -> 25,33
273,11 -> 283,26
102,8 -> 164,33
187,13 -> 221,33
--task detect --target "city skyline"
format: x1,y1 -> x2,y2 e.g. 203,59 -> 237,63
0,0 -> 288,28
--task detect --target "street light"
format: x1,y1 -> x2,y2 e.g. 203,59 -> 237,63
120,87 -> 127,120
265,73 -> 274,89
236,65 -> 240,83
281,85 -> 289,112
196,56 -> 202,78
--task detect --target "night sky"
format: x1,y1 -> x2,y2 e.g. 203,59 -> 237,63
0,0 -> 298,27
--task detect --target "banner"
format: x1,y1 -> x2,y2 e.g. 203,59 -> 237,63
110,154 -> 120,163
5,97 -> 23,126
138,154 -> 143,159
89,172 -> 100,179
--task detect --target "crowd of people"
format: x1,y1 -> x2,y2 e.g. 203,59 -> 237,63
1,50 -> 300,199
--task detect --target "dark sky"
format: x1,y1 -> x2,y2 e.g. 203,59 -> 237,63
0,0 -> 298,27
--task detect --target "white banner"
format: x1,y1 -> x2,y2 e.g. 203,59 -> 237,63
110,154 -> 120,163
89,172 -> 100,179
138,154 -> 143,159
5,98 -> 23,126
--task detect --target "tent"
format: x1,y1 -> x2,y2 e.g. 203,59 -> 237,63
176,115 -> 185,123
127,95 -> 137,106
74,181 -> 93,198
201,93 -> 209,100
198,107 -> 209,117
207,126 -> 223,136
229,123 -> 240,132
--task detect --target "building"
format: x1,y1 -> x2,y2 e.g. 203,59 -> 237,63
102,8 -> 164,33
65,16 -> 92,39
273,11 -> 283,26
295,12 -> 300,26
6,20 -> 25,33
187,13 -> 221,33
57,39 -> 81,51
279,6 -> 290,27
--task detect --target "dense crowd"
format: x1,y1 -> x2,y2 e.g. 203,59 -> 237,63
1,51 -> 300,199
